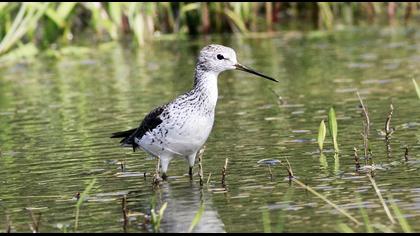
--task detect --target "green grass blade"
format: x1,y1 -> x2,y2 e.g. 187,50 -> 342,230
0,3 -> 49,55
0,3 -> 27,54
413,79 -> 420,100
76,178 -> 97,208
223,7 -> 248,33
156,202 -> 167,231
291,178 -> 361,225
45,8 -> 65,28
152,202 -> 167,232
318,119 -> 326,152
188,203 -> 205,233
180,2 -> 200,14
328,107 -> 339,153
372,223 -> 394,233
45,2 -> 77,28
75,178 -> 97,231
336,223 -> 355,233
388,195 -> 412,233
357,199 -> 374,233
109,2 -> 122,27
318,2 -> 334,30
57,2 -> 77,19
262,208 -> 271,233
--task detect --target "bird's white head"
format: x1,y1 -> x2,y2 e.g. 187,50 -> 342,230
196,44 -> 278,82
197,44 -> 238,73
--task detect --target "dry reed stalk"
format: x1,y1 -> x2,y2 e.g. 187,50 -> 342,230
278,158 -> 361,225
197,146 -> 206,186
28,209 -> 41,233
354,147 -> 360,170
206,172 -> 212,185
357,91 -> 370,164
367,174 -> 396,224
122,195 -> 128,232
385,104 -> 394,158
221,158 -> 228,186
6,215 -> 11,233
291,178 -> 361,225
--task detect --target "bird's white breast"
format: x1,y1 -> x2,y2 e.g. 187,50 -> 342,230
137,71 -> 219,158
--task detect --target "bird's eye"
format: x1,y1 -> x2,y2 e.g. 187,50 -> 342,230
216,54 -> 224,60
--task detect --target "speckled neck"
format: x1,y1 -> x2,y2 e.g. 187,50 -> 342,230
191,68 -> 219,114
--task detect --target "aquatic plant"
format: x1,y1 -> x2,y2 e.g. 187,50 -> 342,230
337,192 -> 413,233
367,174 -> 395,224
1,2 -> 420,57
280,159 -> 413,233
317,119 -> 326,152
384,104 -> 394,158
27,209 -> 42,233
188,202 -> 205,233
356,91 -> 370,162
150,201 -> 168,233
328,107 -> 339,153
197,146 -> 206,185
262,208 -> 272,233
389,195 -> 412,233
279,160 -> 360,225
74,178 -> 97,231
413,79 -> 420,100
221,158 -> 228,187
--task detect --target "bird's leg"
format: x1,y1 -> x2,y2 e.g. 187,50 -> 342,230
189,167 -> 193,179
187,153 -> 197,179
160,156 -> 172,181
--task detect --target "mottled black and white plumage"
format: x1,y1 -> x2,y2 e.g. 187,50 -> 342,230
111,44 -> 277,179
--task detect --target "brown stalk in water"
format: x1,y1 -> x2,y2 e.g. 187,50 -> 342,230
206,172 -> 212,185
221,158 -> 229,187
6,215 -> 11,233
384,104 -> 394,158
268,165 -> 273,181
357,91 -> 370,165
197,146 -> 206,186
353,147 -> 360,170
122,195 -> 128,233
152,157 -> 161,186
284,157 -> 294,181
28,209 -> 41,233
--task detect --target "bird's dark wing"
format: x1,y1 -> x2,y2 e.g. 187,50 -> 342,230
110,105 -> 167,152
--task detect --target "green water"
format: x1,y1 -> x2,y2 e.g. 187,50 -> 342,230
0,27 -> 420,233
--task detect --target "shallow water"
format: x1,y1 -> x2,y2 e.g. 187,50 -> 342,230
0,27 -> 420,232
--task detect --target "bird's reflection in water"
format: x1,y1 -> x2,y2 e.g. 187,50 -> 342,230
155,179 -> 225,233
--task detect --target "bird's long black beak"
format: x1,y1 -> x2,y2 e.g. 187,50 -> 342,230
235,63 -> 278,82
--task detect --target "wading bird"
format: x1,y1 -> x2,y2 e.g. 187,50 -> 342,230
111,44 -> 277,180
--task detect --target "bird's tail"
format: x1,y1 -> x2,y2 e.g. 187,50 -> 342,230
110,128 -> 137,145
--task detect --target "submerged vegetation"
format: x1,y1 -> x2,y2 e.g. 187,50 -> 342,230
1,2 -> 420,58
